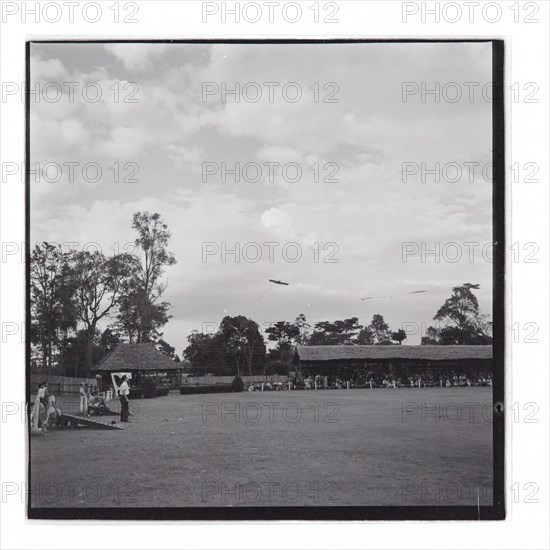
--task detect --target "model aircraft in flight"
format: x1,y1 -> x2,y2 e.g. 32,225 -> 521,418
269,279 -> 289,286
361,290 -> 427,300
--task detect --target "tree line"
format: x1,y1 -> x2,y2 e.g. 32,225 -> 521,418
31,207 -> 492,379
183,285 -> 493,377
31,212 -> 176,377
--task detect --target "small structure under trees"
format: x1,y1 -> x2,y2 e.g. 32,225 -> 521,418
94,343 -> 183,395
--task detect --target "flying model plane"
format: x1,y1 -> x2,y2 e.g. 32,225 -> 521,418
269,279 -> 289,286
361,290 -> 427,300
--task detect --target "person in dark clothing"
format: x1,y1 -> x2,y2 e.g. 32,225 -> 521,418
118,376 -> 130,422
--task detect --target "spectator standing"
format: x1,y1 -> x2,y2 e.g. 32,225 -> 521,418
32,383 -> 47,431
79,383 -> 87,414
119,376 -> 130,422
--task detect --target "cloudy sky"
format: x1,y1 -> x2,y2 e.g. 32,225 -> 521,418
30,41 -> 493,349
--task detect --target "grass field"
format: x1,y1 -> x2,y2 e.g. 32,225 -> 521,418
30,388 -> 493,508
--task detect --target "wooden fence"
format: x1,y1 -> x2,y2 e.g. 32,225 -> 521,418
30,375 -> 98,396
181,375 -> 288,386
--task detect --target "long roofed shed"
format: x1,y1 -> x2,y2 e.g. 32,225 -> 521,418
295,345 -> 493,363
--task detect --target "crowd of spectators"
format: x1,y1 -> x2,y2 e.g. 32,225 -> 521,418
290,369 -> 493,390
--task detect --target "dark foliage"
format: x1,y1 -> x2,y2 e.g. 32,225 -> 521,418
231,375 -> 244,392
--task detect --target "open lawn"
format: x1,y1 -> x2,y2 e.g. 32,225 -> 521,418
30,388 -> 493,508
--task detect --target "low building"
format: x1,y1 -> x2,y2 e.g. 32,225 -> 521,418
94,343 -> 183,395
293,345 -> 493,387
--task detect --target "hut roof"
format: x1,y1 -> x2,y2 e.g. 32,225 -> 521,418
94,343 -> 182,372
295,345 -> 493,362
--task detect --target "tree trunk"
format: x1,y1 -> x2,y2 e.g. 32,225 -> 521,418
42,339 -> 48,374
85,322 -> 96,372
47,341 -> 52,376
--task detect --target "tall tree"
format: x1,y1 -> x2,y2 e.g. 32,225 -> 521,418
220,315 -> 266,376
57,327 -> 121,378
368,314 -> 392,344
69,250 -> 135,372
294,313 -> 311,344
183,331 -> 231,376
125,212 -> 177,343
422,284 -> 492,344
309,317 -> 363,345
265,321 -> 301,348
30,243 -> 76,373
265,321 -> 301,368
356,326 -> 375,345
116,282 -> 171,343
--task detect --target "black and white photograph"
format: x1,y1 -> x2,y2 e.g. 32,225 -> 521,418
26,39 -> 505,520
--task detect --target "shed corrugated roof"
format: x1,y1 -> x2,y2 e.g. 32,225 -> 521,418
94,343 -> 182,372
296,345 -> 493,362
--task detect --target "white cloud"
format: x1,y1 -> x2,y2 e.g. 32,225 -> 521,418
30,42 -> 494,347
261,207 -> 293,236
96,126 -> 150,159
104,43 -> 168,72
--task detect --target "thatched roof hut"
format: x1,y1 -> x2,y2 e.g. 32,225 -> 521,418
94,343 -> 181,373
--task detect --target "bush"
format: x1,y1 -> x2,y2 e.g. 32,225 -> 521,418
128,387 -> 143,399
179,384 -> 233,395
231,375 -> 244,392
142,378 -> 157,399
155,384 -> 170,397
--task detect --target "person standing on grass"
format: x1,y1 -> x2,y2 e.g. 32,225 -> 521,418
32,382 -> 47,431
79,383 -> 87,414
119,376 -> 130,422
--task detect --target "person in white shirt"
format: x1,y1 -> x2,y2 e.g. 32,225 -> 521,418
45,394 -> 62,427
119,376 -> 130,422
79,383 -> 87,414
32,383 -> 47,431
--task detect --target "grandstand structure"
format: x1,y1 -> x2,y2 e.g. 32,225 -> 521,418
293,345 -> 493,387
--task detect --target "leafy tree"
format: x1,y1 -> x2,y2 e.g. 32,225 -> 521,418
266,321 -> 301,346
220,315 -> 266,376
356,326 -> 375,345
309,317 -> 363,345
156,338 -> 176,359
368,314 -> 392,344
119,212 -> 176,343
183,331 -> 230,376
391,329 -> 407,345
57,327 -> 121,378
30,243 -> 76,373
99,326 -> 122,352
264,352 -> 292,375
421,326 -> 442,345
116,278 -> 172,343
294,313 -> 311,344
68,250 -> 135,371
422,284 -> 492,344
265,320 -> 301,369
